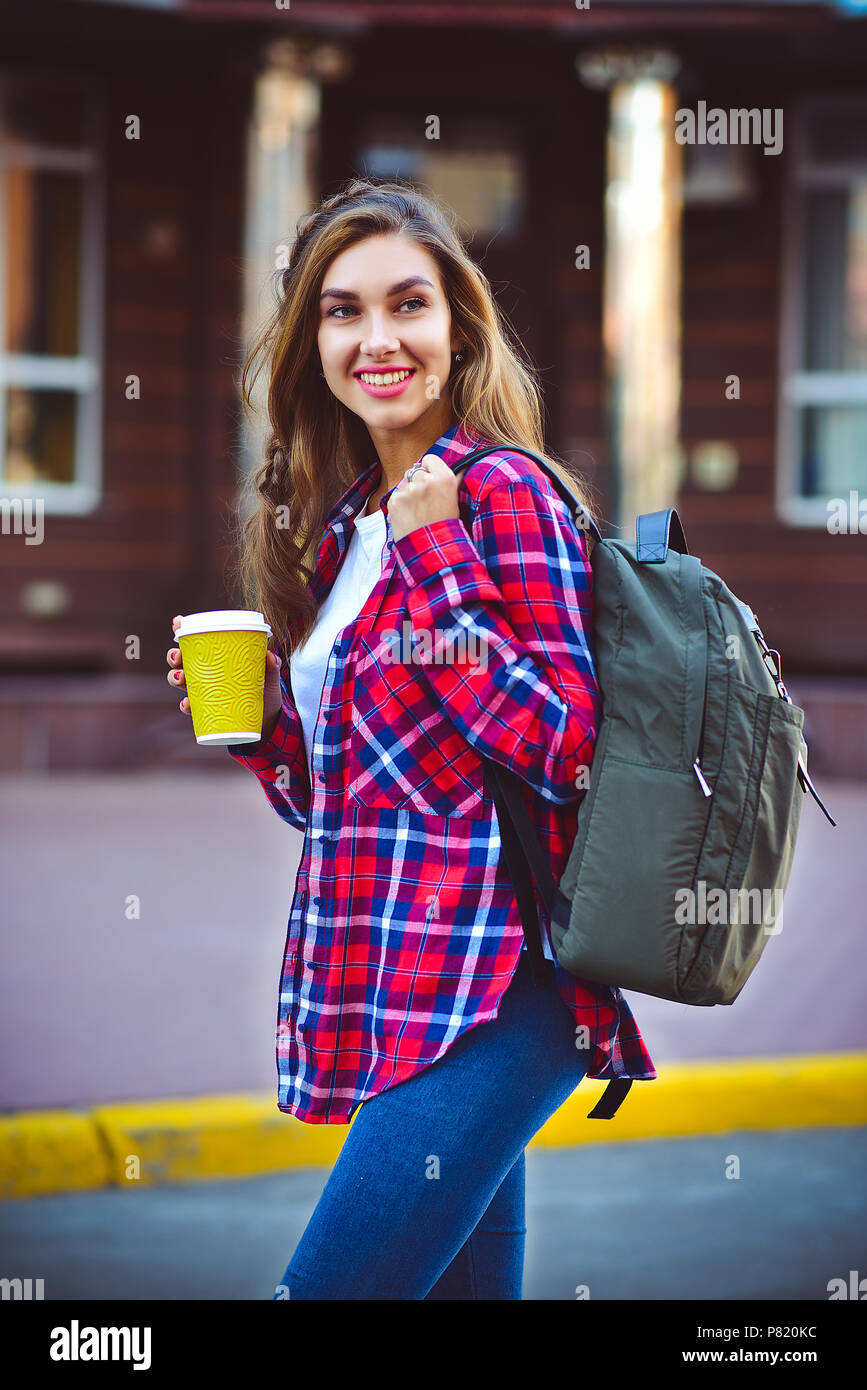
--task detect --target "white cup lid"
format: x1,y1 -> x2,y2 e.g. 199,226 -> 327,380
175,609 -> 272,639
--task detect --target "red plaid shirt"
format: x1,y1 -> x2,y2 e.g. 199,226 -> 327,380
229,419 -> 656,1124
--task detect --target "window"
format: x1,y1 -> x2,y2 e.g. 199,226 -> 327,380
0,72 -> 104,513
777,97 -> 867,524
355,117 -> 525,242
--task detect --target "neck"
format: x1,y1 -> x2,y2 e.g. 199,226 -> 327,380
367,399 -> 456,496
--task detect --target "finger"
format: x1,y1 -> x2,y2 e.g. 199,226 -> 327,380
172,615 -> 182,629
167,646 -> 180,666
168,667 -> 186,688
180,697 -> 190,713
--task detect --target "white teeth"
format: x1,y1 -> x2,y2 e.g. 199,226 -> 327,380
359,369 -> 412,385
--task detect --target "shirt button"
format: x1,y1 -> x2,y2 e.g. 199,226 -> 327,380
313,897 -> 321,906
318,773 -> 326,783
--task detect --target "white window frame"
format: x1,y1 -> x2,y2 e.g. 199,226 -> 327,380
0,69 -> 105,515
776,93 -> 867,527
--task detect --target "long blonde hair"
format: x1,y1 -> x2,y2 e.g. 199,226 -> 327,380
233,176 -> 599,656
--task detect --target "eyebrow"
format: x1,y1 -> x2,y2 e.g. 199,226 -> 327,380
319,275 -> 435,303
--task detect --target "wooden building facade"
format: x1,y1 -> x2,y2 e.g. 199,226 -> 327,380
1,0 -> 865,773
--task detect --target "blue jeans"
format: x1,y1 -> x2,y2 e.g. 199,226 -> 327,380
274,948 -> 591,1300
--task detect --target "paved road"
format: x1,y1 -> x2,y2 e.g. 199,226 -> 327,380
1,1128 -> 864,1300
0,770 -> 863,1110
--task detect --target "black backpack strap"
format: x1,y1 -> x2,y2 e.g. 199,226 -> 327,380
484,761 -> 632,1120
484,759 -> 552,990
485,759 -> 562,923
450,443 -> 604,547
585,1078 -> 633,1119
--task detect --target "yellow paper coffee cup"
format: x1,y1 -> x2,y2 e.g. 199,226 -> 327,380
175,610 -> 273,745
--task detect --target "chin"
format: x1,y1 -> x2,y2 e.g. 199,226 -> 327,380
375,407 -> 426,430
359,399 -> 430,429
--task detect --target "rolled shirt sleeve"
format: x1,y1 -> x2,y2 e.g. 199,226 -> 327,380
226,672 -> 310,832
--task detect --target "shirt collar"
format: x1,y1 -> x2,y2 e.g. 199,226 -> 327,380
310,418 -> 485,603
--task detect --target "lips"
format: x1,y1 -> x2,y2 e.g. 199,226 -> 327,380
354,367 -> 417,399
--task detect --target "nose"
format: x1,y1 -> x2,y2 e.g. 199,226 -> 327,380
360,309 -> 400,358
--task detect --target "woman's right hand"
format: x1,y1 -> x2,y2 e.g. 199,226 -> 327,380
166,614 -> 284,744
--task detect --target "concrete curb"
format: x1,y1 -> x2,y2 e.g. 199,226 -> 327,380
2,1052 -> 865,1200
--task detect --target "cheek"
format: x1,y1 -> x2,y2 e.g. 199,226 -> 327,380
317,331 -> 349,381
414,317 -> 452,361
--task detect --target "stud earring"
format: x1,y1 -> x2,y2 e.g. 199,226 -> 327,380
454,351 -> 463,363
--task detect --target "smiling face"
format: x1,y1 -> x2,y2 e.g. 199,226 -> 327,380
316,232 -> 461,446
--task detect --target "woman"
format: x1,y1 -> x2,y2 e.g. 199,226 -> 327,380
167,178 -> 656,1299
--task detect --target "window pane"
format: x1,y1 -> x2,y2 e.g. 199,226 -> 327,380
3,78 -> 87,148
799,404 -> 867,497
803,183 -> 867,370
356,121 -> 524,239
3,166 -> 82,356
3,386 -> 77,484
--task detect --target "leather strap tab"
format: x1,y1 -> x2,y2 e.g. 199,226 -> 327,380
636,508 -> 689,562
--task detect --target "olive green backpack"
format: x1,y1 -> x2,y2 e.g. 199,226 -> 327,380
452,445 -> 837,1119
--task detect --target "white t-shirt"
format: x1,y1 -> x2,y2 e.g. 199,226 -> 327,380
290,503 -> 388,776
289,498 -> 553,963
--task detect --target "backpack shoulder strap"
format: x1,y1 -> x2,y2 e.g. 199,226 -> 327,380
451,443 -> 605,547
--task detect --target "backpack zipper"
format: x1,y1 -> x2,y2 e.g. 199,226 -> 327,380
750,615 -> 837,827
693,756 -> 712,797
692,644 -> 712,796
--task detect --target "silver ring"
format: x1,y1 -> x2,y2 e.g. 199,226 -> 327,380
405,463 -> 424,481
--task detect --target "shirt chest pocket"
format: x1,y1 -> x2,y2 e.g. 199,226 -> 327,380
347,633 -> 487,818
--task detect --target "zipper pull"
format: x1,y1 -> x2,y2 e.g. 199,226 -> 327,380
693,757 -> 713,797
796,750 -> 837,827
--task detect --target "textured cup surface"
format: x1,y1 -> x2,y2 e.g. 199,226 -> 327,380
178,628 -> 268,743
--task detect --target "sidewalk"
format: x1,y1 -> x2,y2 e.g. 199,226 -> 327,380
1,769 -> 864,1197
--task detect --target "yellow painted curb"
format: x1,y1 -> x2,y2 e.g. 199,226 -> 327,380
537,1052 -> 867,1146
0,1110 -> 113,1199
90,1093 -> 347,1189
1,1053 -> 865,1200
